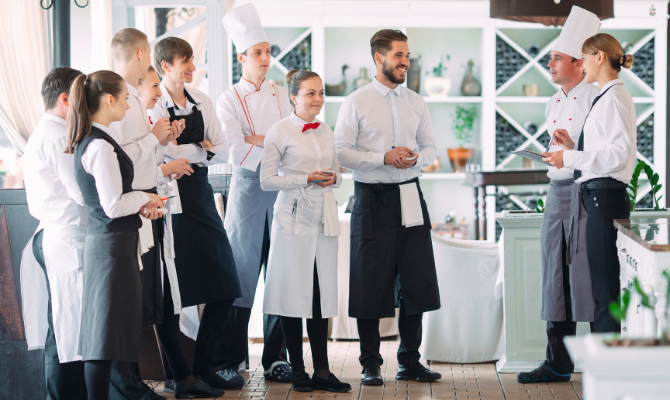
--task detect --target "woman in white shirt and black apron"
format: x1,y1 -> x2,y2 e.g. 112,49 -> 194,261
543,33 -> 637,333
260,70 -> 351,393
66,71 -> 163,400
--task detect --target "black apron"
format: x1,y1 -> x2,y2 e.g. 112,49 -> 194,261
168,90 -> 241,307
349,178 -> 441,319
74,127 -> 143,362
139,196 -> 164,327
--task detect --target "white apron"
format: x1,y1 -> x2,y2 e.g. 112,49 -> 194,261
263,187 -> 339,319
20,224 -> 85,362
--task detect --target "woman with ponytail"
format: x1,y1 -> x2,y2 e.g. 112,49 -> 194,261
66,70 -> 164,400
542,33 -> 637,334
260,69 -> 350,393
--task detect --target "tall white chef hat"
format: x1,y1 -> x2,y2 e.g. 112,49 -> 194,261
552,6 -> 601,59
222,3 -> 269,53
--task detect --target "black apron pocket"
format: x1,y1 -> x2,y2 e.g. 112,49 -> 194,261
350,207 -> 375,241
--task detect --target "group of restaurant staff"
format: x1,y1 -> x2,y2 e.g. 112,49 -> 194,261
17,2 -> 637,399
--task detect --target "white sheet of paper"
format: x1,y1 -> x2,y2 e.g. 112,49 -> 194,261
239,145 -> 264,171
399,182 -> 424,227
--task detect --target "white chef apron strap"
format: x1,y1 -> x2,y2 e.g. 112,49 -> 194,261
162,200 -> 182,314
322,191 -> 340,236
293,187 -> 313,235
399,182 -> 424,227
20,224 -> 48,350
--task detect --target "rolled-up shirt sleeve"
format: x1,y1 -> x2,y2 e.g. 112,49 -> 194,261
563,96 -> 633,176
260,127 -> 308,191
81,139 -> 150,218
334,98 -> 386,171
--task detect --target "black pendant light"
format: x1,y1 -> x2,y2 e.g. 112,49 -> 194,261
490,0 -> 614,27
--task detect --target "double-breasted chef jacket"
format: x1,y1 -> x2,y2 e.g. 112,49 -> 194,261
334,77 -> 441,319
216,77 -> 292,308
21,114 -> 87,363
541,78 -> 599,322
75,123 -> 148,362
111,82 -> 181,326
260,113 -> 342,319
149,84 -> 242,307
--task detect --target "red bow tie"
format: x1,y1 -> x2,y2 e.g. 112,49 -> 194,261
302,122 -> 320,132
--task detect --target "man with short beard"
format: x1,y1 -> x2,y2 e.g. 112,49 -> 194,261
334,29 -> 441,386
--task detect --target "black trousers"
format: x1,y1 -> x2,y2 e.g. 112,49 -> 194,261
280,265 -> 329,373
544,230 -> 593,374
357,289 -> 423,366
581,185 -> 630,333
216,217 -> 287,372
192,299 -> 235,375
33,230 -> 87,400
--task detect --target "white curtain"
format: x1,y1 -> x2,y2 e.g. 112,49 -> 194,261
90,0 -> 114,71
0,0 -> 49,155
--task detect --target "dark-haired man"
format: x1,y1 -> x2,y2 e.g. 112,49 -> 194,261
518,6 -> 600,384
22,66 -> 87,400
334,29 -> 441,386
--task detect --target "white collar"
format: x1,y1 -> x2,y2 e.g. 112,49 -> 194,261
126,82 -> 139,98
371,77 -> 401,97
91,122 -> 115,137
238,76 -> 267,93
599,78 -> 624,95
289,112 -> 318,130
160,80 -> 201,109
42,113 -> 66,126
559,77 -> 589,98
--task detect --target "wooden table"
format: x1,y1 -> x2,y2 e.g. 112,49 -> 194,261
465,169 -> 550,240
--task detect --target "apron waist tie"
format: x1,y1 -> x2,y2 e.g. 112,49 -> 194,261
293,187 -> 314,235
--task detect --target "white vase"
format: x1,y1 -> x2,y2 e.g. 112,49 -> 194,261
425,77 -> 451,97
565,334 -> 670,400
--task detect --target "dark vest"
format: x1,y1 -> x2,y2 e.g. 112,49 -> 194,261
74,126 -> 142,234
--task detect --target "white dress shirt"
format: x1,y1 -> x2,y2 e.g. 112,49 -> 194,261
81,123 -> 150,218
23,114 -> 86,227
148,82 -> 230,166
545,78 -> 600,180
261,113 -> 342,191
563,79 -> 637,184
334,77 -> 437,184
110,82 -> 163,190
217,77 -> 292,167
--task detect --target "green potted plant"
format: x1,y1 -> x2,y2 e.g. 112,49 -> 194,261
424,55 -> 451,97
629,158 -> 667,212
447,105 -> 476,173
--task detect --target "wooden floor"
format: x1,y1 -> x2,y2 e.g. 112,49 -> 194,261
148,339 -> 583,400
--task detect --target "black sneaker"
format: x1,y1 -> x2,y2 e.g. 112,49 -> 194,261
216,368 -> 245,386
312,373 -> 352,393
174,378 -> 225,399
263,361 -> 293,383
516,363 -> 571,383
163,379 -> 175,394
292,371 -> 313,392
361,360 -> 383,386
396,359 -> 441,382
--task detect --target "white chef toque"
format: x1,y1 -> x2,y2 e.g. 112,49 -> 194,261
222,3 -> 269,53
552,6 -> 601,59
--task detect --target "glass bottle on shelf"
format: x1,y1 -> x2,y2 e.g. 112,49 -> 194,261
354,67 -> 372,90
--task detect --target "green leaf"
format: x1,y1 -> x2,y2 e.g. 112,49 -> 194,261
538,199 -> 544,207
633,277 -> 654,309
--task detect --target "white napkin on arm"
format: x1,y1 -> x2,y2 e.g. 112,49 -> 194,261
399,182 -> 424,227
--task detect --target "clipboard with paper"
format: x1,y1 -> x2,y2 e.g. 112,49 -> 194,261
512,149 -> 551,166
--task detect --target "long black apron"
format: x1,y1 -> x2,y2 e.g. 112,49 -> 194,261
140,189 -> 164,327
349,178 -> 441,319
168,90 -> 241,307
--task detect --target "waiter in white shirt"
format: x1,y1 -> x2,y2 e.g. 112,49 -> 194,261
334,29 -> 441,386
517,6 -> 600,384
543,33 -> 637,334
21,67 -> 87,400
215,3 -> 292,385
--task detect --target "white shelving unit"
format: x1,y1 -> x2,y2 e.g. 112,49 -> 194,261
238,0 -> 667,240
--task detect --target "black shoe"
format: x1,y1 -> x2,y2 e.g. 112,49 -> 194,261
195,369 -> 244,390
396,359 -> 441,382
312,373 -> 352,393
141,380 -> 167,400
263,361 -> 293,383
163,379 -> 175,394
175,378 -> 225,399
516,363 -> 571,384
216,368 -> 245,386
292,371 -> 313,392
361,360 -> 384,386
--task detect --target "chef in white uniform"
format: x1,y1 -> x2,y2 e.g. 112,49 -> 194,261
215,2 -> 292,384
261,69 -> 350,393
517,6 -> 600,384
544,32 -> 637,335
21,67 -> 87,400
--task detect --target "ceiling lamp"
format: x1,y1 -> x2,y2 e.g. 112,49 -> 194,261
490,0 -> 614,27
